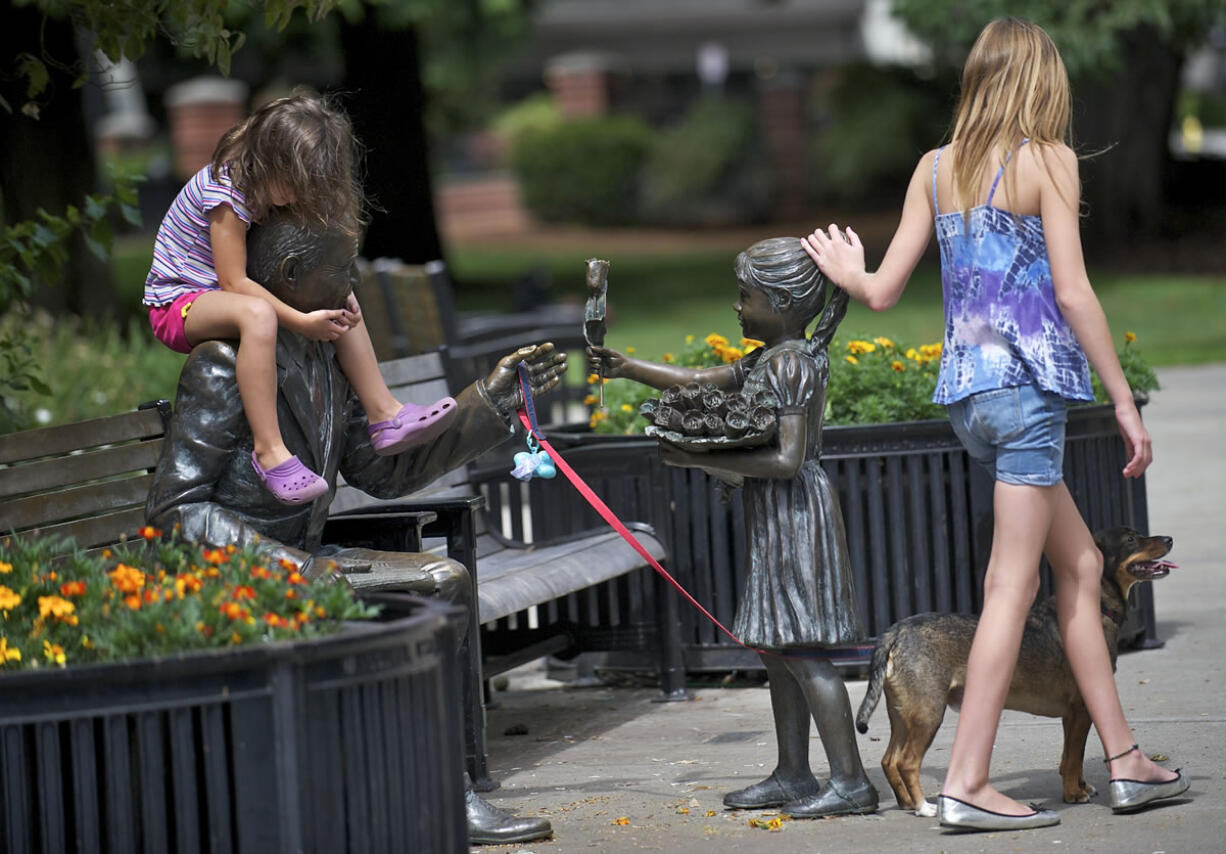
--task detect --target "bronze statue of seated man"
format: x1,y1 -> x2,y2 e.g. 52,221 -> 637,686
145,209 -> 565,845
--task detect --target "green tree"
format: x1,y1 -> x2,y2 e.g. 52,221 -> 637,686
889,0 -> 1222,242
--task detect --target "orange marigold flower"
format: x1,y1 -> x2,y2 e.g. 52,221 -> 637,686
59,580 -> 86,597
662,353 -> 674,363
230,632 -> 243,645
277,557 -> 300,573
38,595 -> 75,621
287,571 -> 305,585
42,640 -> 66,667
220,602 -> 244,620
0,560 -> 11,574
232,585 -> 257,601
201,548 -> 228,564
1124,330 -> 1137,343
143,589 -> 158,604
138,525 -> 160,541
705,333 -> 729,348
0,586 -> 22,611
262,612 -> 290,629
891,360 -> 905,372
110,564 -> 146,593
124,594 -> 142,610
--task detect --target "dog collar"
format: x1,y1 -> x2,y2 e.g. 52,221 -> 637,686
1101,604 -> 1125,627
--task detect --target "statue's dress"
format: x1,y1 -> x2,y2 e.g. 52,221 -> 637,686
731,340 -> 863,649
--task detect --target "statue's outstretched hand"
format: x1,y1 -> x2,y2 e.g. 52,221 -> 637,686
481,342 -> 568,415
586,345 -> 628,379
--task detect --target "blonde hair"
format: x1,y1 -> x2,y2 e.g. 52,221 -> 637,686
211,93 -> 366,238
949,17 -> 1072,219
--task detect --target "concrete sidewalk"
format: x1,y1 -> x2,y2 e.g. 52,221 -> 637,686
478,364 -> 1226,853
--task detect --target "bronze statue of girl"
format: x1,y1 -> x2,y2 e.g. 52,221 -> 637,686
589,236 -> 877,818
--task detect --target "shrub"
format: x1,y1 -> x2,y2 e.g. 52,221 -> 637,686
510,115 -> 653,225
0,529 -> 378,671
639,95 -> 768,225
585,331 -> 1158,434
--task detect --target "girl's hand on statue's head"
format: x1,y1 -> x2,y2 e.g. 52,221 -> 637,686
802,224 -> 864,290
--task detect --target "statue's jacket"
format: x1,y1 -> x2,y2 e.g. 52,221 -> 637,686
146,332 -> 512,568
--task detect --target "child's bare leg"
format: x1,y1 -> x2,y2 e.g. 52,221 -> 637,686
333,315 -> 402,423
1045,484 -> 1178,784
185,291 -> 292,470
941,481 -> 1054,815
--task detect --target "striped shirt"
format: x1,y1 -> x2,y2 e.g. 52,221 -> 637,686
143,165 -> 252,306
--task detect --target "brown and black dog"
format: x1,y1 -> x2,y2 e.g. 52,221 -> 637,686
856,527 -> 1176,816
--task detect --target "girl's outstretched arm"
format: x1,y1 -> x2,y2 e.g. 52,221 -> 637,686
802,151 -> 936,311
1038,143 -> 1151,478
588,345 -> 738,391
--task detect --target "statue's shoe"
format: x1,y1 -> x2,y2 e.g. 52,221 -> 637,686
466,788 -> 553,845
723,771 -> 821,809
250,452 -> 328,505
1108,771 -> 1190,813
369,397 -> 458,455
783,777 -> 879,818
937,795 -> 1060,830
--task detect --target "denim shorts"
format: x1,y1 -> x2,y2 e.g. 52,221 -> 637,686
946,383 -> 1068,486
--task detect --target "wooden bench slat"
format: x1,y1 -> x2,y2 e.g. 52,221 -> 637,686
0,474 -> 155,533
14,507 -> 151,551
0,438 -> 164,501
0,408 -> 165,465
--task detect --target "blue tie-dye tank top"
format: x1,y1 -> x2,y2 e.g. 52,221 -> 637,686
931,143 -> 1093,404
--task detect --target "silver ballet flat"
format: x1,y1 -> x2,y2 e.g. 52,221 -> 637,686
1108,771 -> 1190,813
937,795 -> 1060,831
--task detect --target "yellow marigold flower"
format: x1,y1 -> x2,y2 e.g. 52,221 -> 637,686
230,632 -> 243,645
583,394 -> 598,405
0,586 -> 22,611
0,637 -> 21,663
920,342 -> 942,358
741,337 -> 764,352
0,560 -> 11,574
685,334 -> 695,344
43,640 -> 66,667
586,373 -> 600,385
847,340 -> 876,355
663,353 -> 674,363
620,403 -> 633,413
38,595 -> 75,621
874,336 -> 895,349
905,348 -> 919,360
81,635 -> 92,649
110,564 -> 146,593
891,360 -> 905,372
721,346 -> 744,363
613,817 -> 631,826
845,355 -> 859,365
1125,331 -> 1137,343
705,333 -> 729,348
626,346 -> 636,354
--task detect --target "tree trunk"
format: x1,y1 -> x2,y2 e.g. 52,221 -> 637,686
0,3 -> 115,318
1073,25 -> 1182,248
338,17 -> 444,265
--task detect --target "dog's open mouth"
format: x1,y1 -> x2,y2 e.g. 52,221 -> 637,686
1128,558 -> 1178,580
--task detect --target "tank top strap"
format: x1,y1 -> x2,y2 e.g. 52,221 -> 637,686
931,146 -> 945,213
986,139 -> 1031,207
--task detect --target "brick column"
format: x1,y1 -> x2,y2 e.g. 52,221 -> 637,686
164,77 -> 248,180
756,71 -> 809,220
544,51 -> 623,119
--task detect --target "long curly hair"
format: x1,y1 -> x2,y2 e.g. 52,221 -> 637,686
210,92 -> 366,239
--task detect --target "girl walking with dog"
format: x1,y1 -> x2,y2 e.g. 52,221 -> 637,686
589,237 -> 878,819
802,16 -> 1189,831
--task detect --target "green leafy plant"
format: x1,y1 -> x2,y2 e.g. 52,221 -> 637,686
585,331 -> 1158,433
0,528 -> 379,671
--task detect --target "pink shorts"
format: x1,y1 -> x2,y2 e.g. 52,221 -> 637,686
148,290 -> 208,354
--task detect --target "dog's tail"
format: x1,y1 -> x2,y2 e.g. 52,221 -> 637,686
855,630 -> 893,734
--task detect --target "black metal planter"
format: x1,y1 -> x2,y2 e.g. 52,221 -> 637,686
499,403 -> 1155,675
0,593 -> 467,854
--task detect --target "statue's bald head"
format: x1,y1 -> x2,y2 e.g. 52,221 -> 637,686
246,210 -> 359,313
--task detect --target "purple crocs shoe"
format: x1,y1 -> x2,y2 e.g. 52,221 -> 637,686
368,398 -> 458,455
250,452 -> 328,505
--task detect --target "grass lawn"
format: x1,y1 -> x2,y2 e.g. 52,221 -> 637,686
448,238 -> 1226,367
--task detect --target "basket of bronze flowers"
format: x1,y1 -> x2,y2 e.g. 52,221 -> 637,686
639,382 -> 779,451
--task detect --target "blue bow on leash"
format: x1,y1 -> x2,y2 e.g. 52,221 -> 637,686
509,362 -> 557,481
